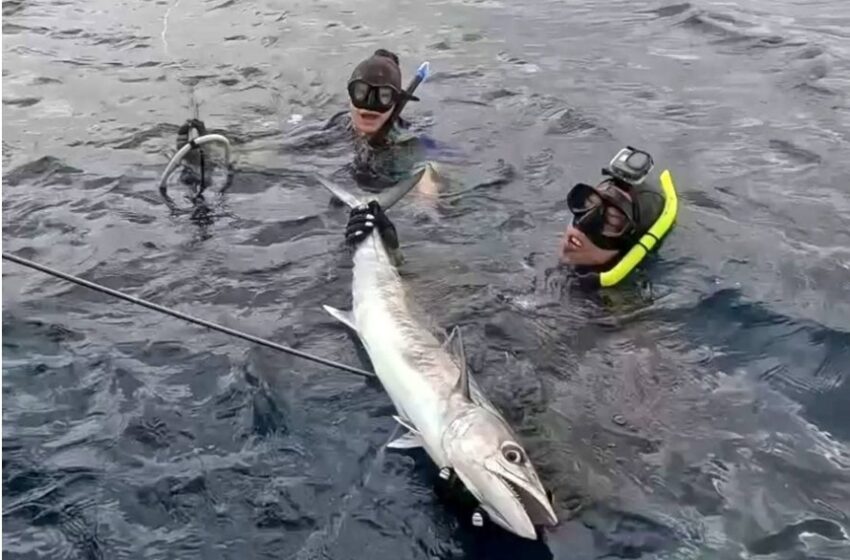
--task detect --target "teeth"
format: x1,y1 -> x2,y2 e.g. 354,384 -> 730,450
505,478 -> 543,516
505,479 -> 521,499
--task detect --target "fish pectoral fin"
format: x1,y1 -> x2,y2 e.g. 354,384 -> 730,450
389,415 -> 423,450
392,415 -> 420,434
387,432 -> 424,450
323,305 -> 356,331
315,168 -> 427,211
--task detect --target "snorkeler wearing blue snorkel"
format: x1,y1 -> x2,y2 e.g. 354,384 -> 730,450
327,49 -> 425,145
320,49 -> 440,198
329,49 -> 439,259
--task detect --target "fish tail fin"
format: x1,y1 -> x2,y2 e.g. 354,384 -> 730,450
316,164 -> 431,211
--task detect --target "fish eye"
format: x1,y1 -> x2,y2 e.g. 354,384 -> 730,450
501,442 -> 525,465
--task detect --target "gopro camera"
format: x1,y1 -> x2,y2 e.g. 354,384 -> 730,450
604,146 -> 654,185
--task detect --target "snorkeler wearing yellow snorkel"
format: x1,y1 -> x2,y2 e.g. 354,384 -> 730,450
345,145 -> 677,284
558,146 -> 678,288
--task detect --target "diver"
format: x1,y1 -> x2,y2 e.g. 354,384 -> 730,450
330,48 -> 417,144
324,48 -> 421,145
317,48 -> 440,197
558,146 -> 678,288
346,146 -> 678,287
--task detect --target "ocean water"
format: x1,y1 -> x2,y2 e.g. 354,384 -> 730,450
3,0 -> 850,558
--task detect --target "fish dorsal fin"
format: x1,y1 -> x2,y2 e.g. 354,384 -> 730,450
447,326 -> 470,400
442,326 -> 458,350
315,166 -> 428,210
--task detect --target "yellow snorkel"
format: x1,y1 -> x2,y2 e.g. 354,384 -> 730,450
596,169 -> 678,287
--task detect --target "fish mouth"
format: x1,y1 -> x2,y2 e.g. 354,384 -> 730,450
485,473 -> 558,539
501,474 -> 558,526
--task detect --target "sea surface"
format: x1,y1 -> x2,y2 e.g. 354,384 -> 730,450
3,0 -> 850,558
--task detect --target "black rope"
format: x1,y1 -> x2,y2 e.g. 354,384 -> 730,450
199,147 -> 206,195
2,252 -> 375,379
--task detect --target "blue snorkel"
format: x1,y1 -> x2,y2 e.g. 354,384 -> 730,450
407,61 -> 432,100
369,61 -> 430,146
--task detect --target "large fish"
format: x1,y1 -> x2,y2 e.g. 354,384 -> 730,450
320,164 -> 558,539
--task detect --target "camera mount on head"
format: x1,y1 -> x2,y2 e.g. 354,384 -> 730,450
602,146 -> 654,186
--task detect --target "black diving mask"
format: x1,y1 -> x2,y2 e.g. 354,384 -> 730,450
348,80 -> 401,113
567,181 -> 636,251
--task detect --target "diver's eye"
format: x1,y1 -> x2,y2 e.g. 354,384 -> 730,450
501,442 -> 525,465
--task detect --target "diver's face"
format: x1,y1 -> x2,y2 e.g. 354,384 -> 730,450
560,183 -> 631,267
559,224 -> 620,267
350,102 -> 394,136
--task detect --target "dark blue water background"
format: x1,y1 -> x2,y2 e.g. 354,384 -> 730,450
3,0 -> 850,558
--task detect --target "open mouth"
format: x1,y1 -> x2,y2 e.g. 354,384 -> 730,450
500,475 -> 558,527
357,111 -> 383,123
567,234 -> 583,250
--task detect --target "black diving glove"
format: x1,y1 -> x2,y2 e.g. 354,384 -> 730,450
345,200 -> 399,250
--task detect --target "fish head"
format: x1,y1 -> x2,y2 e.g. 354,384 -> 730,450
443,405 -> 558,539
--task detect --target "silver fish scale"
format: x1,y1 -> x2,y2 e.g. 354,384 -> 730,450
352,233 -> 461,400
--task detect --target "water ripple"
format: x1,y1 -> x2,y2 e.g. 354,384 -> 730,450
4,0 -> 850,557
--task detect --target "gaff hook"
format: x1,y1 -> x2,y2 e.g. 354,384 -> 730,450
158,118 -> 234,201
